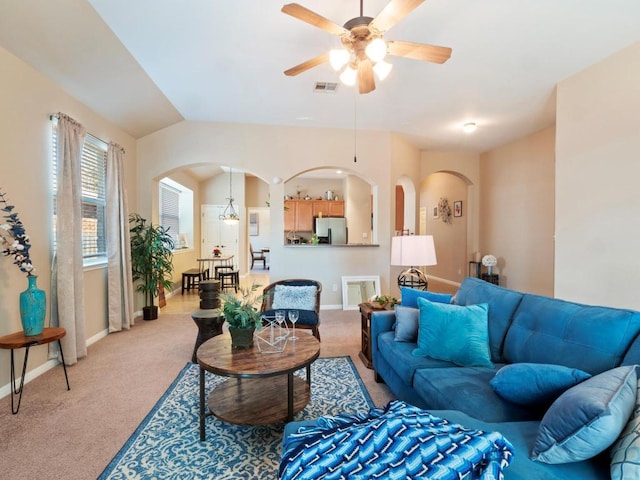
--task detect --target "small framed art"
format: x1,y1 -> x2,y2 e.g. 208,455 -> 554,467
454,201 -> 462,217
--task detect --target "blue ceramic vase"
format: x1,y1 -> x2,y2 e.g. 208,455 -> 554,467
20,275 -> 46,336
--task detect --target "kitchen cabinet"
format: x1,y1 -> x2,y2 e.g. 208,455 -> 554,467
312,200 -> 345,218
284,200 -> 313,232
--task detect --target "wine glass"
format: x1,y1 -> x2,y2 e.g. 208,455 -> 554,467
275,310 -> 285,339
288,310 -> 299,340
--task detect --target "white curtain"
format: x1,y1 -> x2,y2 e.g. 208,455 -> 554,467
51,113 -> 87,365
106,143 -> 134,332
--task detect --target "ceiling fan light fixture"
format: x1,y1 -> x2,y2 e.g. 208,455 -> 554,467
340,64 -> 358,86
365,37 -> 387,63
373,59 -> 393,80
329,48 -> 350,71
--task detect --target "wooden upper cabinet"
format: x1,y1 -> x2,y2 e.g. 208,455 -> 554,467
312,200 -> 344,218
296,201 -> 314,231
285,200 -> 314,232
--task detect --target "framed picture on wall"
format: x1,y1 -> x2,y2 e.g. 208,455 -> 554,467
454,201 -> 463,217
249,212 -> 259,236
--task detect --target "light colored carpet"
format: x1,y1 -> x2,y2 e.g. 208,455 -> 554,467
0,302 -> 394,480
99,357 -> 373,479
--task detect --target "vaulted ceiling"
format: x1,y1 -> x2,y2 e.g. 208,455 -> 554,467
1,0 -> 639,154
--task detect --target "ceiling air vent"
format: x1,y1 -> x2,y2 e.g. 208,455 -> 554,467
314,82 -> 338,93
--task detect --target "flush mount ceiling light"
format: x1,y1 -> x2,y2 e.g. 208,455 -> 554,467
282,0 -> 452,94
219,168 -> 239,224
463,122 -> 477,133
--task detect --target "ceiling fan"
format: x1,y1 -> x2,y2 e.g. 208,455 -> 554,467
282,0 -> 452,94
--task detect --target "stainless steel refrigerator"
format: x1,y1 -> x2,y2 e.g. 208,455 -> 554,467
314,217 -> 347,244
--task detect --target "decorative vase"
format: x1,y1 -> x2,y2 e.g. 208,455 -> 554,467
20,275 -> 46,336
229,326 -> 255,349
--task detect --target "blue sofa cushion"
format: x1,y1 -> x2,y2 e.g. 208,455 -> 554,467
413,298 -> 493,368
413,366 -> 537,423
393,306 -> 420,342
532,366 -> 637,464
611,376 -> 640,479
490,363 -> 592,408
453,277 -> 524,362
377,331 -> 453,385
400,287 -> 452,308
503,295 -> 640,375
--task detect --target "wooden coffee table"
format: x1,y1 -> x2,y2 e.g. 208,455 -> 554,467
196,331 -> 320,441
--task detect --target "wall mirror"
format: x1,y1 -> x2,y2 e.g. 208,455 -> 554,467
341,275 -> 381,310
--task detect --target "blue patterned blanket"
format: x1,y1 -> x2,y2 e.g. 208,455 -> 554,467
280,401 -> 513,480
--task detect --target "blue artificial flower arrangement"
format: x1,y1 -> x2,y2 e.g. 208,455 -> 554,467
0,190 -> 34,275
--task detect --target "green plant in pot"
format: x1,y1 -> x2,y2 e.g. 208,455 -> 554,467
129,213 -> 175,321
219,284 -> 263,349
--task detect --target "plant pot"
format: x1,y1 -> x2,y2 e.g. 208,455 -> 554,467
143,306 -> 158,321
20,275 -> 46,336
229,326 -> 255,349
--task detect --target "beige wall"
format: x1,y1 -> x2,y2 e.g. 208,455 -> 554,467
345,175 -> 373,245
421,172 -> 468,283
136,121 -> 402,305
0,46 -> 136,386
556,40 -> 640,309
480,126 -> 556,295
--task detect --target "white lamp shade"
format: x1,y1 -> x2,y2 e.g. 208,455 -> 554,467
339,65 -> 358,86
329,49 -> 350,71
365,38 -> 387,63
391,235 -> 437,267
373,60 -> 392,80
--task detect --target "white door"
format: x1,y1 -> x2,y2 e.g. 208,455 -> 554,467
202,205 -> 239,266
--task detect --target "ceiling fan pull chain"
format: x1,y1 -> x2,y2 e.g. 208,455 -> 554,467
353,91 -> 358,163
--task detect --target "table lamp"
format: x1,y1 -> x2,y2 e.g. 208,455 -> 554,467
391,235 -> 437,290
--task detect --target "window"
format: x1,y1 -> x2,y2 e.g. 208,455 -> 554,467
159,178 -> 193,250
159,181 -> 180,245
52,129 -> 107,264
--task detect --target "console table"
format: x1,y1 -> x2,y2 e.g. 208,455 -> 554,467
0,327 -> 70,414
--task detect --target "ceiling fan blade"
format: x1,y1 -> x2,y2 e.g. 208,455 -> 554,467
387,40 -> 452,64
369,0 -> 425,34
284,53 -> 330,76
281,3 -> 349,37
358,59 -> 376,94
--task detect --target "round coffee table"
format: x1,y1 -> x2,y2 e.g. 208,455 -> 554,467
196,331 -> 320,440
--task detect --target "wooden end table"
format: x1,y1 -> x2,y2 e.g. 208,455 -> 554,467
196,332 -> 320,441
0,327 -> 70,414
358,302 -> 389,369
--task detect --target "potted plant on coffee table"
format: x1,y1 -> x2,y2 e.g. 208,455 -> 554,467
129,213 -> 175,320
219,284 -> 263,349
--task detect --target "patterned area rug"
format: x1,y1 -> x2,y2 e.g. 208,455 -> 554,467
99,356 -> 373,479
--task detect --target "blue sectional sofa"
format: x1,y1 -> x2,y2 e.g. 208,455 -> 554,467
367,277 -> 640,479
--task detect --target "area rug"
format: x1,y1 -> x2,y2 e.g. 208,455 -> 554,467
99,356 -> 374,479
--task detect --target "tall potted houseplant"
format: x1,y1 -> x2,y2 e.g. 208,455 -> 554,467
129,213 -> 175,320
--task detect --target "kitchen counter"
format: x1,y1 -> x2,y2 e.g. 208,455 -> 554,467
284,244 -> 379,247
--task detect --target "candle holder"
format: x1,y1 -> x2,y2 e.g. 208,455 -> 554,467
254,315 -> 289,354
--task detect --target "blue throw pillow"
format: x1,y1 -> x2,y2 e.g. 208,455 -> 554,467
272,285 -> 317,311
393,306 -> 420,342
611,376 -> 640,479
531,365 -> 637,464
412,297 -> 493,368
490,363 -> 592,408
400,287 -> 452,309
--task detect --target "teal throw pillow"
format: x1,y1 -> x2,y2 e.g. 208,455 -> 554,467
393,306 -> 420,342
412,297 -> 493,368
611,376 -> 640,479
490,363 -> 592,408
272,285 -> 317,311
532,365 -> 637,464
400,287 -> 452,309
